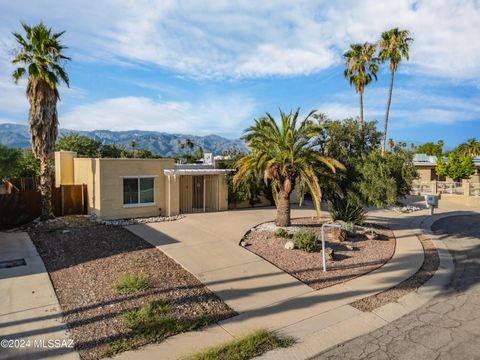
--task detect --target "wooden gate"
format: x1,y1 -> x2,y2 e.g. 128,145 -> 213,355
179,175 -> 220,213
192,175 -> 204,210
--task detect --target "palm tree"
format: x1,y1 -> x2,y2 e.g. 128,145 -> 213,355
456,138 -> 480,157
234,109 -> 344,227
12,22 -> 70,220
343,42 -> 378,125
378,28 -> 413,156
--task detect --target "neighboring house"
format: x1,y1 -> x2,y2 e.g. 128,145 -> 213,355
54,151 -> 230,219
413,154 -> 480,182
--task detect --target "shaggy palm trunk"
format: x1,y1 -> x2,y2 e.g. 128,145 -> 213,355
359,91 -> 364,126
39,157 -> 54,219
382,69 -> 395,156
27,79 -> 59,220
275,191 -> 291,227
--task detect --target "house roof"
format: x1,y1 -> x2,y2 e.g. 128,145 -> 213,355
413,153 -> 480,167
164,168 -> 233,176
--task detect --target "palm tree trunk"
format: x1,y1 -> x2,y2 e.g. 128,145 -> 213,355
359,91 -> 364,126
382,69 -> 395,156
39,156 -> 54,220
275,191 -> 291,227
27,79 -> 59,221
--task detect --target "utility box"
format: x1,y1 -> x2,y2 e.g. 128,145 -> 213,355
425,194 -> 438,215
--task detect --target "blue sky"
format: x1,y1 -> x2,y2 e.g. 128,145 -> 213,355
0,0 -> 479,149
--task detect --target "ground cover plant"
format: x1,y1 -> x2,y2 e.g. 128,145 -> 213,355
114,273 -> 152,295
183,329 -> 294,360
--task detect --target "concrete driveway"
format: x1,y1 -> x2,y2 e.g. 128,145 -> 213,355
127,206 -> 318,313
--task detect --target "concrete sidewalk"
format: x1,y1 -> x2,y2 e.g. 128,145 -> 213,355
120,204 -> 427,360
0,232 -> 79,360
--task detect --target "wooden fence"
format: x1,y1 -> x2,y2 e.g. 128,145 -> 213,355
0,184 -> 87,229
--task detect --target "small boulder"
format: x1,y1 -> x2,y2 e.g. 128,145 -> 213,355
284,240 -> 295,250
321,247 -> 334,260
345,244 -> 354,251
240,240 -> 248,247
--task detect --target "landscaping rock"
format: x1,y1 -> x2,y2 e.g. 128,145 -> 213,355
345,244 -> 354,251
365,229 -> 378,240
321,247 -> 334,260
240,240 -> 248,247
94,214 -> 185,226
284,240 -> 295,250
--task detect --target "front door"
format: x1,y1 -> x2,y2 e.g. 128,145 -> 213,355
192,175 -> 204,210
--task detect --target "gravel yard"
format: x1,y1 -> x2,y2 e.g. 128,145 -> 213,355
244,217 -> 396,290
351,233 -> 439,311
29,217 -> 234,359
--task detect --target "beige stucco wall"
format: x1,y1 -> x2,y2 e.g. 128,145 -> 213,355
73,158 -> 101,216
96,158 -> 175,219
165,175 -> 180,216
54,151 -> 76,187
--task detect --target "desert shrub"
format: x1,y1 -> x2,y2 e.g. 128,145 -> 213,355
328,197 -> 366,225
293,230 -> 317,253
273,228 -> 289,238
115,273 -> 152,295
341,222 -> 356,236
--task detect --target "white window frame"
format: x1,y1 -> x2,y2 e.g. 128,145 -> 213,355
121,175 -> 158,208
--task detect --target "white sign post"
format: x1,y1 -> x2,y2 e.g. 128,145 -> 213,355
320,223 -> 341,272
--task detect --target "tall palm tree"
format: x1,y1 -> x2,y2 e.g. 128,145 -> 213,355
11,22 -> 70,220
343,42 -> 378,125
234,109 -> 344,227
378,28 -> 413,156
456,138 -> 480,157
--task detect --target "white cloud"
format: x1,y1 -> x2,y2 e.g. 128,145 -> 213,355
3,0 -> 480,79
59,94 -> 257,137
317,86 -> 480,126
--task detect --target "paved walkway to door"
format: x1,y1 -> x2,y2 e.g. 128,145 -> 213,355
121,204 -> 428,360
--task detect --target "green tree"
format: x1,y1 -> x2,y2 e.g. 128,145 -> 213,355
99,143 -> 128,158
313,116 -> 416,216
343,43 -> 379,125
18,149 -> 40,177
436,153 -> 475,182
218,148 -> 264,208
378,28 -> 413,155
455,138 -> 480,157
194,146 -> 204,160
0,145 -> 22,182
56,133 -> 101,157
0,146 -> 40,182
416,140 -> 444,158
355,149 -> 417,207
12,22 -> 70,219
234,109 -> 343,226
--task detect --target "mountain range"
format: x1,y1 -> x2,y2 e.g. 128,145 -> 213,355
0,123 -> 247,156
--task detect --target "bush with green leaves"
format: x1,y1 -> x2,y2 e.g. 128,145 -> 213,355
274,228 -> 289,238
293,230 -> 317,253
328,196 -> 366,225
114,273 -> 152,295
340,222 -> 356,235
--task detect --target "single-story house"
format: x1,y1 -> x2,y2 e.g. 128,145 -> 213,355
413,154 -> 480,182
54,151 -> 230,219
